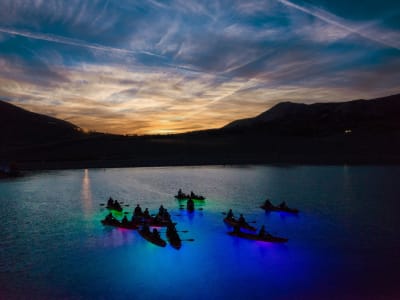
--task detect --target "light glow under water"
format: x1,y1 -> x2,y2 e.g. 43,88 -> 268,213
0,165 -> 399,299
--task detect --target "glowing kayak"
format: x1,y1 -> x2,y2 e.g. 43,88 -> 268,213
223,217 -> 256,232
101,219 -> 137,230
228,231 -> 288,243
106,204 -> 123,212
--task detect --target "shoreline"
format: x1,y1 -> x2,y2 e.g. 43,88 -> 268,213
16,156 -> 400,171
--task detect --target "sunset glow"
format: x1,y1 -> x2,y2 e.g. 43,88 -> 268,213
1,0 -> 399,134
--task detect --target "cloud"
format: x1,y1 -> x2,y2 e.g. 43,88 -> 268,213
0,26 -> 162,58
276,0 -> 400,50
0,0 -> 399,134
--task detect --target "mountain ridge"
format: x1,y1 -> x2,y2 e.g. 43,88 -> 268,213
0,100 -> 83,147
222,93 -> 400,136
1,93 -> 400,169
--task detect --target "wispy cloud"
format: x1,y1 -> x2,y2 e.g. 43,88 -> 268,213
0,26 -> 163,58
276,0 -> 400,50
0,0 -> 399,134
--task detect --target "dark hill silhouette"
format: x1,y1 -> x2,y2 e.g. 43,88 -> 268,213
1,93 -> 400,169
0,100 -> 84,148
223,94 -> 400,136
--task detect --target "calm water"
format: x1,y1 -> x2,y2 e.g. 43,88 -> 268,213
0,165 -> 399,299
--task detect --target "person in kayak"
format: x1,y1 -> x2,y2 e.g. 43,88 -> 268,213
152,228 -> 161,239
226,209 -> 234,219
279,201 -> 287,209
264,199 -> 272,208
163,209 -> 171,222
238,214 -> 246,225
107,197 -> 114,207
134,204 -> 143,216
142,223 -> 150,234
187,198 -> 194,210
122,215 -> 128,224
167,222 -> 177,234
258,225 -> 266,237
105,212 -> 114,222
159,205 -> 165,216
114,200 -> 122,210
143,208 -> 150,218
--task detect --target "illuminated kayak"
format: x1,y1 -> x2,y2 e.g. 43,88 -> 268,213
106,204 -> 123,212
260,204 -> 299,214
228,231 -> 288,243
138,229 -> 167,247
223,217 -> 256,232
101,219 -> 138,230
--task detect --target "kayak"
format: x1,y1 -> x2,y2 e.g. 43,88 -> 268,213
145,216 -> 172,227
260,204 -> 299,214
223,217 -> 256,232
106,204 -> 123,212
167,231 -> 182,250
174,192 -> 205,201
138,229 -> 167,247
101,219 -> 138,230
228,231 -> 288,243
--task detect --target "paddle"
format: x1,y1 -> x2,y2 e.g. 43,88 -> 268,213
161,230 -> 189,233
100,203 -> 105,206
181,238 -> 195,242
124,204 -> 130,207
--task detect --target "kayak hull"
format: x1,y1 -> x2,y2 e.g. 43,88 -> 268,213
260,205 -> 299,214
223,217 -> 256,232
167,232 -> 182,250
101,219 -> 137,230
138,230 -> 167,247
228,231 -> 288,243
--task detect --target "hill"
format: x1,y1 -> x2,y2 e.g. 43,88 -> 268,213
0,100 -> 84,148
1,94 -> 400,170
223,94 -> 400,136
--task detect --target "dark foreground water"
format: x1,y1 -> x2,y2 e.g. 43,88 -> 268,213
0,165 -> 399,299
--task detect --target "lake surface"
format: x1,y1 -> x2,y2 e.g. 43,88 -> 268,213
0,165 -> 399,299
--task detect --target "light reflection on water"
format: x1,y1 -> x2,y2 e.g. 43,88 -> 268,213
81,169 -> 93,216
0,165 -> 399,299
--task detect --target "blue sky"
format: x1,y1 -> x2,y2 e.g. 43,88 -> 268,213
0,0 -> 399,134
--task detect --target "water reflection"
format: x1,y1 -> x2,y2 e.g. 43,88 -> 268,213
81,169 -> 92,215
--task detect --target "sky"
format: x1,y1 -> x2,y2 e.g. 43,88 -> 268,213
0,0 -> 399,135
